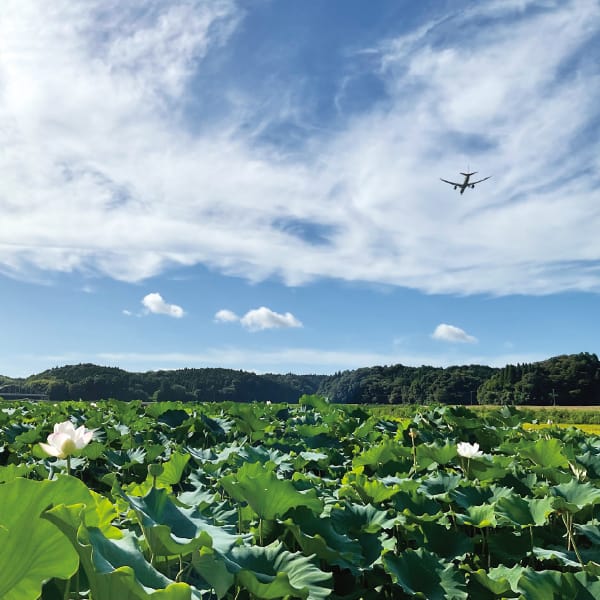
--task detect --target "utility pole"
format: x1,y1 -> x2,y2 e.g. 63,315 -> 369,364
549,388 -> 558,407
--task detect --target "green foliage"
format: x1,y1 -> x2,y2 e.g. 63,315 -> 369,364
1,399 -> 600,598
0,478 -> 79,600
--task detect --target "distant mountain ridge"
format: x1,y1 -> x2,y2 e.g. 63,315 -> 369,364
1,352 -> 599,405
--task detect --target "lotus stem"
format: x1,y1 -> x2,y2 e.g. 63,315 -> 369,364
409,428 -> 417,473
66,455 -> 71,476
63,575 -> 71,600
561,513 -> 584,568
176,555 -> 184,582
529,525 -> 534,565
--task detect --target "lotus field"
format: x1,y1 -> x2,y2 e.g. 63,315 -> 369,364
3,397 -> 600,599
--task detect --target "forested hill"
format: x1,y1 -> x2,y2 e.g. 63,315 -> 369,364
320,352 -> 600,406
0,352 -> 599,405
5,365 -> 326,404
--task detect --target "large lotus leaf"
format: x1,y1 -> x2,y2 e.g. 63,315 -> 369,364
532,547 -> 583,568
330,502 -> 395,535
126,487 -> 244,556
352,415 -> 385,440
573,572 -> 600,599
0,478 -> 79,600
0,473 -> 117,533
191,549 -> 235,599
455,503 -> 497,528
228,405 -> 268,434
487,529 -> 530,564
418,473 -> 461,500
470,564 -> 525,596
352,439 -> 411,472
187,444 -> 242,470
450,484 -> 493,509
219,461 -> 323,520
496,494 -> 555,527
237,447 -> 293,475
468,455 -> 513,481
339,472 -> 400,504
80,440 -> 107,460
383,548 -> 468,599
516,568 -> 600,600
157,452 -> 190,486
357,529 -> 396,569
294,450 -> 330,470
198,413 -> 234,439
157,409 -> 191,428
178,485 -> 217,512
43,504 -> 196,600
281,507 -> 363,573
416,441 -> 457,469
298,394 -> 330,412
575,451 -> 600,478
0,463 -> 33,482
517,438 -> 570,469
420,522 -> 473,559
551,478 -> 600,513
392,490 -> 443,521
105,447 -> 147,469
576,522 -> 600,545
208,541 -> 332,600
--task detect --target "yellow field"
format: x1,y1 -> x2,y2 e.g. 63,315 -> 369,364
523,422 -> 600,435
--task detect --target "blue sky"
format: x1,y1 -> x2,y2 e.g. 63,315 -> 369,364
1,0 -> 600,377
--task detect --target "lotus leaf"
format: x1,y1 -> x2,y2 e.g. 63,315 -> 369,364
0,478 -> 79,600
43,503 -> 197,599
125,487 -> 244,556
219,461 -> 323,520
383,547 -> 468,599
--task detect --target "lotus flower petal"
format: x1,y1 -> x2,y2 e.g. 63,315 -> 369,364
39,441 -> 62,457
457,442 -> 483,459
40,420 -> 94,458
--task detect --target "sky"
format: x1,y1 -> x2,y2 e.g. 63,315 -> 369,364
1,0 -> 600,378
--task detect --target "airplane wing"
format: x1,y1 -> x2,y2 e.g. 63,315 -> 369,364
470,176 -> 491,185
440,178 -> 461,186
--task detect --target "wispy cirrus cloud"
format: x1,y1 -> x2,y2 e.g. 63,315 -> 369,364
1,1 -> 599,295
215,306 -> 303,331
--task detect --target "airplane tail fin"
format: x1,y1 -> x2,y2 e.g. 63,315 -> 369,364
460,172 -> 477,176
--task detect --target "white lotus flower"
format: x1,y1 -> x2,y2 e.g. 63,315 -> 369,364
40,420 -> 94,458
457,441 -> 483,459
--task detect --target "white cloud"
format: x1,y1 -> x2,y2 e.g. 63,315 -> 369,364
215,307 -> 303,331
214,309 -> 239,323
122,309 -> 133,317
142,292 -> 184,318
0,1 -> 599,295
432,324 -> 478,344
240,307 -> 303,332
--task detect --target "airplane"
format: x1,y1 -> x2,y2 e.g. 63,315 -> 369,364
440,172 -> 491,194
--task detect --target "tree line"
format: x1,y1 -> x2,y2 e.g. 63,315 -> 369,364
1,352 -> 599,405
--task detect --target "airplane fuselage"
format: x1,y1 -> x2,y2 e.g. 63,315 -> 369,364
457,172 -> 473,194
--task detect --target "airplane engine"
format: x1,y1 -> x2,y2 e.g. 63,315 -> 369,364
471,184 -> 475,188
454,186 -> 457,189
